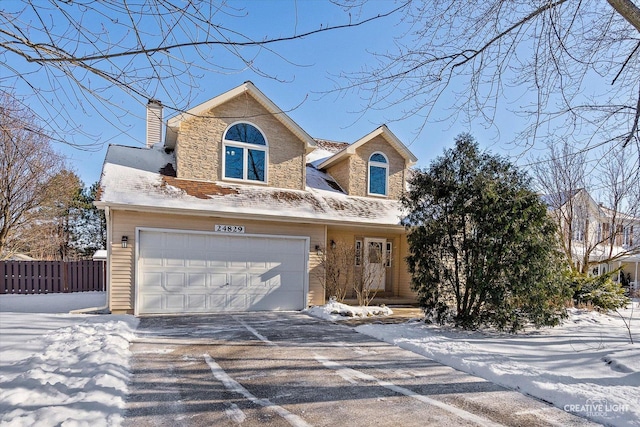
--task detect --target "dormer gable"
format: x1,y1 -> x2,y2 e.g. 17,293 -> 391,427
317,125 -> 417,170
316,126 -> 417,200
165,82 -> 316,190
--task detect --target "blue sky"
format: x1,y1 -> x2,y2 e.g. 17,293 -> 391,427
9,1 -> 528,186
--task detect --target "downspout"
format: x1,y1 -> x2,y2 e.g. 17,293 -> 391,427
70,206 -> 111,314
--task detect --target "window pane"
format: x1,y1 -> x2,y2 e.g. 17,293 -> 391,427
370,153 -> 387,163
368,242 -> 382,263
224,146 -> 244,179
225,123 -> 266,145
247,149 -> 266,181
369,165 -> 386,195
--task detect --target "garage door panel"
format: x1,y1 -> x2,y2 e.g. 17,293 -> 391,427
165,294 -> 186,310
228,294 -> 248,310
207,259 -> 227,268
138,231 -> 307,314
164,272 -> 186,290
208,273 -> 228,289
141,249 -> 164,267
165,256 -> 186,268
139,294 -> 163,311
276,272 -> 305,290
229,273 -> 248,289
140,272 -> 163,288
187,258 -> 207,268
186,294 -> 207,310
249,291 -> 303,311
187,273 -> 206,288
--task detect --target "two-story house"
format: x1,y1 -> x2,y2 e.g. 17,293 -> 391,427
96,82 -> 418,315
544,188 -> 639,293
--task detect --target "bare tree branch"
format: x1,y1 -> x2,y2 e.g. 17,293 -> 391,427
336,0 -> 640,159
1,0 -> 406,149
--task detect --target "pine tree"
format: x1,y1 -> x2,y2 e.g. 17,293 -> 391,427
403,134 -> 570,332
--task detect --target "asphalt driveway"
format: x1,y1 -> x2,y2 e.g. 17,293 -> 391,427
123,312 -> 597,426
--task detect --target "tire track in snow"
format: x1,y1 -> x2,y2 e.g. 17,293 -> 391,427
203,354 -> 311,427
314,355 -> 504,427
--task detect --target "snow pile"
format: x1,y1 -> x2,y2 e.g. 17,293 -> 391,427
305,300 -> 393,321
0,292 -> 106,313
356,304 -> 640,427
0,293 -> 138,427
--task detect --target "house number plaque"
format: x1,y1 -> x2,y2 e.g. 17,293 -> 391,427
215,224 -> 245,233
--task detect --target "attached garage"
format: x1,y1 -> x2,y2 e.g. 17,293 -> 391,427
136,229 -> 309,315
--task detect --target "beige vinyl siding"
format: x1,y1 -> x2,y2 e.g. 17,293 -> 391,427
325,227 -> 412,299
108,209 -> 325,313
397,234 -> 416,298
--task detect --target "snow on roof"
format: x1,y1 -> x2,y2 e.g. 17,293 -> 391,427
98,145 -> 405,227
307,139 -> 349,166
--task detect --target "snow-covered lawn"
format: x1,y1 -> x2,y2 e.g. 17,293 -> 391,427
0,292 -> 138,426
2,293 -> 637,426
309,302 -> 640,427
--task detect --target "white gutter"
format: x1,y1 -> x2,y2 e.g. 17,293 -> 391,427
93,201 -> 407,231
70,206 -> 111,315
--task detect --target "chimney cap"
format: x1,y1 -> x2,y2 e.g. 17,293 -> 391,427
148,99 -> 162,106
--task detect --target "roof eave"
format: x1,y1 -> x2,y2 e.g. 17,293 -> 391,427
95,201 -> 405,229
317,125 -> 418,170
165,82 -> 317,151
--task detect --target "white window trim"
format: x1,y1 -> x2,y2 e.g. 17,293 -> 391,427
367,151 -> 389,197
222,121 -> 269,184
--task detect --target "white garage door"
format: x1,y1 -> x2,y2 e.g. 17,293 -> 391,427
137,230 -> 308,314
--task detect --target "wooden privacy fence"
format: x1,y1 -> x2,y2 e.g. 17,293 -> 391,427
0,260 -> 106,294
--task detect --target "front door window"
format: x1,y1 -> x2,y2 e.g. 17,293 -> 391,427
364,238 -> 386,291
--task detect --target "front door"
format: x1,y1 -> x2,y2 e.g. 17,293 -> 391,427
364,238 -> 386,291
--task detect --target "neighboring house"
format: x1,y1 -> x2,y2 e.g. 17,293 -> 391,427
543,188 -> 640,292
96,82 -> 418,315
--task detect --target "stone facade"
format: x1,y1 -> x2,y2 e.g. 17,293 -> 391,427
352,135 -> 406,200
324,136 -> 406,200
175,94 -> 306,190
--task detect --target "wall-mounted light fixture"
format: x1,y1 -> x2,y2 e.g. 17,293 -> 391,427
314,244 -> 323,256
330,239 -> 337,250
121,236 -> 129,248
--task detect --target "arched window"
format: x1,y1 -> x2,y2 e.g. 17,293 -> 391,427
368,152 -> 388,196
223,122 -> 267,183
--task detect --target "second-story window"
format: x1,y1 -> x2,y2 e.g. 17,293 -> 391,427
623,226 -> 633,247
368,152 -> 388,196
223,122 -> 267,183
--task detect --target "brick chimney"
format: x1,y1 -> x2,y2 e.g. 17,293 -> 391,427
146,99 -> 163,148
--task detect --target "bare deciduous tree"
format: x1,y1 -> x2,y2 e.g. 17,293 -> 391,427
317,242 -> 354,302
1,1 -> 404,149
338,0 -> 640,159
0,91 -> 66,258
533,141 -> 640,273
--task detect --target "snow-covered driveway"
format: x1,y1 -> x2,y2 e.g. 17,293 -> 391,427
124,313 -> 597,426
